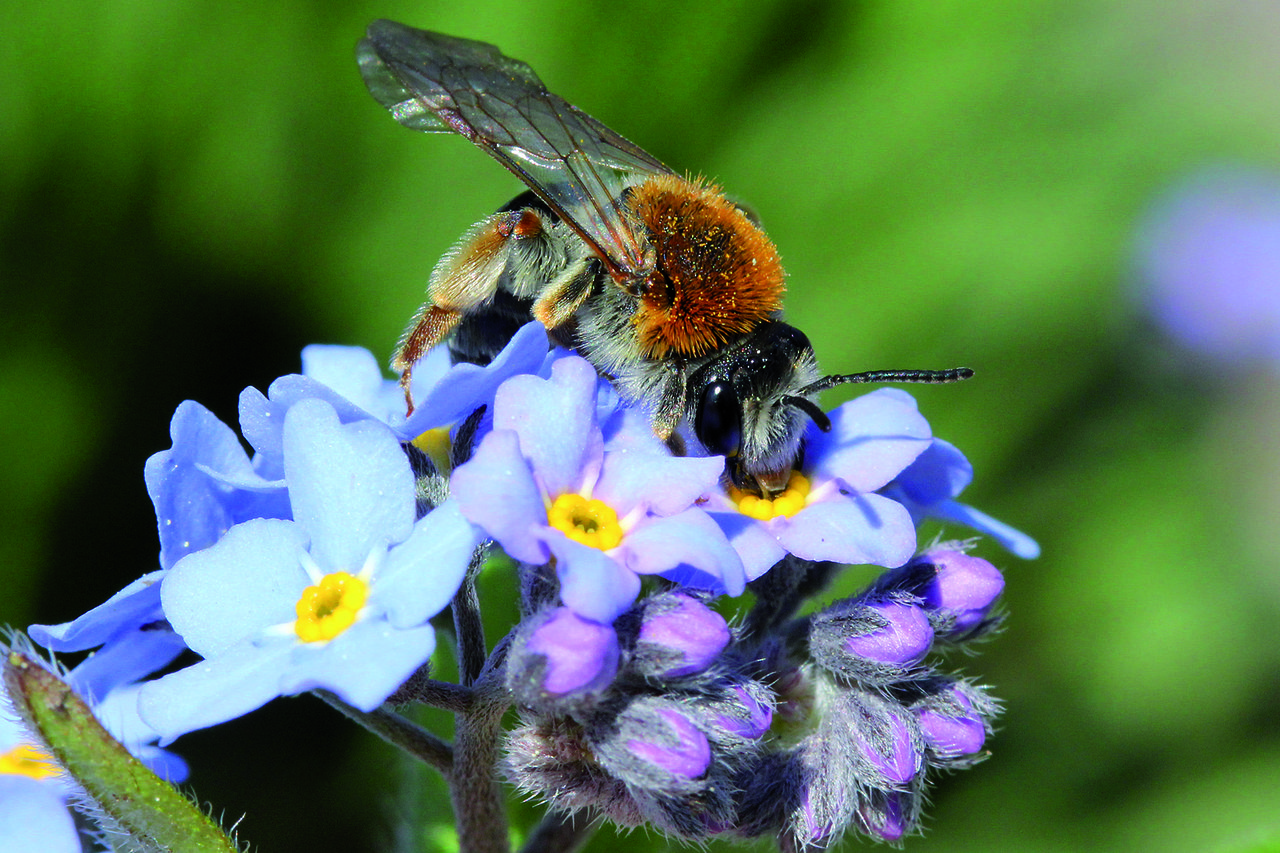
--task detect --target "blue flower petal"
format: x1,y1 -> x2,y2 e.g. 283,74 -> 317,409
711,509 -> 788,581
398,320 -> 549,437
777,492 -> 917,568
892,439 -> 973,505
806,389 -> 932,492
0,777 -> 80,853
621,509 -> 746,596
161,518 -> 308,658
300,345 -> 386,413
278,619 -> 438,711
282,399 -> 415,571
376,501 -> 479,628
65,627 -> 186,704
145,401 -> 286,569
929,499 -> 1041,559
495,356 -> 601,497
540,533 -> 641,623
451,429 -> 548,564
138,636 -> 296,745
29,571 -> 164,651
594,448 -> 723,517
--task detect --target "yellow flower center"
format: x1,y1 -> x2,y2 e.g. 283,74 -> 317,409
294,571 -> 368,643
0,743 -> 58,781
548,494 -> 624,551
730,472 -> 811,520
412,427 -> 453,474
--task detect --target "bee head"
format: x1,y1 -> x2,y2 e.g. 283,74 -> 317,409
689,322 -> 823,497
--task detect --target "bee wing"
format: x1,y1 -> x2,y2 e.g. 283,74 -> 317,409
358,20 -> 673,280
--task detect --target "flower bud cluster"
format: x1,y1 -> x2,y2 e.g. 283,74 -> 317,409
728,546 -> 1003,848
503,592 -> 774,837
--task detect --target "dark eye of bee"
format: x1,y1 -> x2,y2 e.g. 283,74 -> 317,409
694,380 -> 742,458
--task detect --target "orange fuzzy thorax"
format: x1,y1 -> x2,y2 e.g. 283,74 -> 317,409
629,175 -> 785,358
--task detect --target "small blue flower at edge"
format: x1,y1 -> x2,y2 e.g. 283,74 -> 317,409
137,398 -> 479,744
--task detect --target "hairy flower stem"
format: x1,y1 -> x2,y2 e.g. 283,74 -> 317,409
315,692 -> 453,774
450,675 -> 511,853
454,545 -> 490,686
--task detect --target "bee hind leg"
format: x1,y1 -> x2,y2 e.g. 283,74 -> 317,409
393,208 -> 546,413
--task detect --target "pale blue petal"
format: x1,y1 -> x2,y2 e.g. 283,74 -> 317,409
930,499 -> 1041,559
621,509 -> 746,596
137,637 -> 296,745
29,571 -> 164,650
541,533 -> 641,623
594,448 -> 723,517
301,345 -> 385,411
495,356 -> 600,497
806,389 -> 932,492
282,399 -> 415,570
278,619 -> 437,711
892,439 -> 973,505
777,493 -> 917,568
376,501 -> 480,628
0,777 -> 79,853
398,320 -> 549,436
161,518 -> 308,658
451,429 -> 548,564
711,510 -> 788,581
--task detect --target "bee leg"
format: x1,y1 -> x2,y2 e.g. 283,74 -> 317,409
393,209 -> 544,412
532,256 -> 599,331
649,360 -> 688,439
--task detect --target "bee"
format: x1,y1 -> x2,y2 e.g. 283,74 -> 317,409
357,20 -> 971,496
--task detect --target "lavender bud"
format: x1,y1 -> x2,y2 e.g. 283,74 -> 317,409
810,597 -> 933,684
591,697 -> 712,792
633,592 -> 731,678
508,607 -> 619,703
712,682 -> 774,740
846,694 -> 920,786
856,790 -> 915,842
912,679 -> 999,765
916,549 -> 1004,640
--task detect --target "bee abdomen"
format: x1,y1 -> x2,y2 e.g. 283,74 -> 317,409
629,175 -> 785,359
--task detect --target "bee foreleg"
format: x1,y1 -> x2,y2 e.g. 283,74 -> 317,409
532,256 -> 600,330
393,209 -> 547,411
649,360 -> 688,440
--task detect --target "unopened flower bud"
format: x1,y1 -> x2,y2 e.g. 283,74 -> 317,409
847,696 -> 919,786
857,790 -> 914,842
591,697 -> 712,791
911,679 -> 998,765
633,593 -> 730,678
810,597 -> 933,683
713,683 -> 774,740
509,607 -> 619,702
915,549 -> 1004,640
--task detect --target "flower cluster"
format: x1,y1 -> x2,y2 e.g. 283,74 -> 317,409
6,320 -> 1035,851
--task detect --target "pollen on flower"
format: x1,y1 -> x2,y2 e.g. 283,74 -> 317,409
731,472 -> 811,520
0,743 -> 58,781
548,493 -> 624,551
294,571 -> 369,643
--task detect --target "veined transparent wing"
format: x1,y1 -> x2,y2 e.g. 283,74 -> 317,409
358,20 -> 673,281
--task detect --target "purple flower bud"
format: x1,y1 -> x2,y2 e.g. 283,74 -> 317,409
917,549 -> 1004,637
843,600 -> 934,667
918,688 -> 986,758
857,791 -> 910,842
714,684 -> 774,740
852,703 -> 918,786
521,607 -> 619,695
635,593 -> 730,678
627,708 -> 712,780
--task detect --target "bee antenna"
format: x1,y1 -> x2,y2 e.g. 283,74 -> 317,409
799,367 -> 974,396
781,395 -> 832,432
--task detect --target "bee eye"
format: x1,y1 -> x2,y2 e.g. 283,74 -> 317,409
694,381 -> 742,457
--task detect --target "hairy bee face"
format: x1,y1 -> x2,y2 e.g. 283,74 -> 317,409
358,20 -> 973,497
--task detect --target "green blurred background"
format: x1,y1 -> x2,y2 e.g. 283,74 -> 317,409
4,0 -> 1279,851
